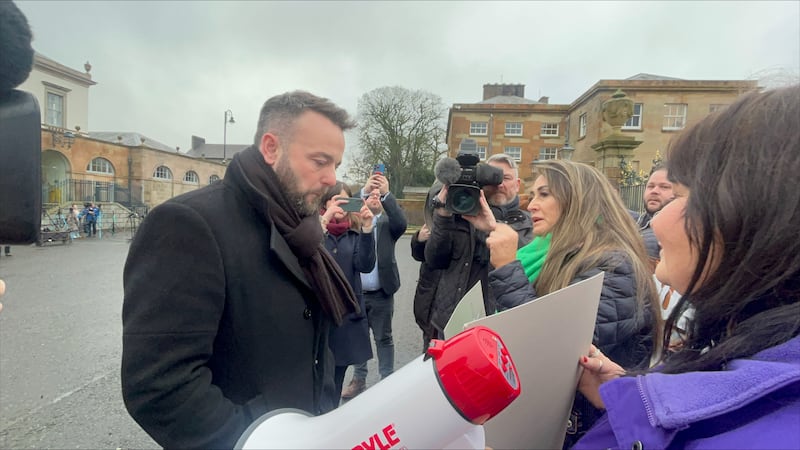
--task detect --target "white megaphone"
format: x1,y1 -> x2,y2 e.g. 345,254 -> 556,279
235,325 -> 521,450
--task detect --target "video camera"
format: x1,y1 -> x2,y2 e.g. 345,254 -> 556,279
444,139 -> 503,216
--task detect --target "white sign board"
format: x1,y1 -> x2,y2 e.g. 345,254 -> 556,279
464,273 -> 604,450
443,282 -> 486,339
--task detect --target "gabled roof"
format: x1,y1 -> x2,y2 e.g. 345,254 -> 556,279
625,73 -> 684,81
185,143 -> 250,160
89,131 -> 176,153
477,95 -> 541,105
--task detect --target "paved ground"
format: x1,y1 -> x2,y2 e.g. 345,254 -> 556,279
0,232 -> 424,449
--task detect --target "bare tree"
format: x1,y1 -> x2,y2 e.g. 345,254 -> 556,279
349,86 -> 447,198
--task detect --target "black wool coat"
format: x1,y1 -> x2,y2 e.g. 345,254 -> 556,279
121,161 -> 336,449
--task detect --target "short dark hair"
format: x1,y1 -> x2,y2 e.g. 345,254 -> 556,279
649,163 -> 666,176
661,85 -> 800,373
253,90 -> 356,146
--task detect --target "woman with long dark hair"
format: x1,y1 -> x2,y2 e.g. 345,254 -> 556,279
574,85 -> 800,448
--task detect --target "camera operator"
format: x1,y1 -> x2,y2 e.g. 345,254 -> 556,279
413,153 -> 532,348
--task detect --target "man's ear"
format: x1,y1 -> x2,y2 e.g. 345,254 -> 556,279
259,132 -> 280,165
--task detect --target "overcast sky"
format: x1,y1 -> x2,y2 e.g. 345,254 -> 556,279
15,0 -> 800,164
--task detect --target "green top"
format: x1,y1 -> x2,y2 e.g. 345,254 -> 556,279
516,233 -> 551,283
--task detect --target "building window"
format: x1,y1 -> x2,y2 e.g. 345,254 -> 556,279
505,122 -> 523,136
663,103 -> 687,130
184,171 -> 199,184
86,157 -> 115,175
470,122 -> 488,136
153,165 -> 173,180
209,174 -> 221,184
579,113 -> 587,138
709,104 -> 728,113
539,147 -> 558,160
45,92 -> 65,128
540,123 -> 559,137
504,146 -> 522,161
623,103 -> 643,130
477,146 -> 487,160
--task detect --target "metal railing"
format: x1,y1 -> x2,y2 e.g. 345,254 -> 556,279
619,183 -> 646,215
41,178 -> 146,209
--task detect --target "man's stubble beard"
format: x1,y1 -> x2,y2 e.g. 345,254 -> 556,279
274,152 -> 322,217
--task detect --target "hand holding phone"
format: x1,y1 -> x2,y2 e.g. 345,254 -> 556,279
340,197 -> 365,212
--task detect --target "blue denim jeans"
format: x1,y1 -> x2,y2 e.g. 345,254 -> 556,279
353,290 -> 394,380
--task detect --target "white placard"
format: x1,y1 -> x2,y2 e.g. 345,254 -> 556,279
443,282 -> 486,339
464,273 -> 604,450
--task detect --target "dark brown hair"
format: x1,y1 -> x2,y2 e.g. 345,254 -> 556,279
253,90 -> 356,146
661,85 -> 800,373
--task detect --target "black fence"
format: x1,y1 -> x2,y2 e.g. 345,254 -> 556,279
42,179 -> 144,208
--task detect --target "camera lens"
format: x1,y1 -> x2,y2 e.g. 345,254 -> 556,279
450,187 -> 478,215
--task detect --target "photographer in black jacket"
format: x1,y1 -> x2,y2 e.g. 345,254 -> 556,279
411,153 -> 532,349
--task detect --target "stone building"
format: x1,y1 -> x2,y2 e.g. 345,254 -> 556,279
446,83 -> 569,181
447,75 -> 759,182
18,53 -> 229,211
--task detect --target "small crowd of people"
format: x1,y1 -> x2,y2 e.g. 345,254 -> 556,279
119,86 -> 799,449
72,202 -> 101,239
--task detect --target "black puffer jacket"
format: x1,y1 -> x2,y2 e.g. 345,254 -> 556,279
637,212 -> 660,261
489,250 -> 653,448
489,251 -> 652,365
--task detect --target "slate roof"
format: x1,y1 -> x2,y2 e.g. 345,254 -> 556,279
625,73 -> 685,81
89,131 -> 177,153
185,143 -> 250,160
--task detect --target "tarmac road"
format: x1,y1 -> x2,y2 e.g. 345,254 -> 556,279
0,233 -> 425,449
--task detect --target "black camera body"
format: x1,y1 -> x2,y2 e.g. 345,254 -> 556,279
446,142 -> 503,216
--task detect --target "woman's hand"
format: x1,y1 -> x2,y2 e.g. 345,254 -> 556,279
417,224 -> 431,242
360,204 -> 374,233
320,198 -> 346,231
485,223 -> 518,268
462,190 -> 497,232
577,346 -> 626,409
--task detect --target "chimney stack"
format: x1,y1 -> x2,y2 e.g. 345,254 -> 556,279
482,83 -> 526,100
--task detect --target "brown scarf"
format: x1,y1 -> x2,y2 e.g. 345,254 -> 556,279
229,146 -> 359,325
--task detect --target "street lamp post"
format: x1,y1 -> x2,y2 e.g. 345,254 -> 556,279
560,142 -> 575,160
223,109 -> 235,162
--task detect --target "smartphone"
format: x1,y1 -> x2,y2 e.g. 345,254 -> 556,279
373,163 -> 385,175
340,197 -> 365,212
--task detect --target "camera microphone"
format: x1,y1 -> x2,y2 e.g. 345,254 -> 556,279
434,157 -> 462,185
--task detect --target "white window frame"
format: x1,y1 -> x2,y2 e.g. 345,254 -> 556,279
579,113 -> 587,138
504,146 -> 522,161
505,122 -> 523,136
540,123 -> 559,137
87,157 -> 115,175
663,103 -> 687,130
470,122 -> 488,136
477,146 -> 487,160
209,174 -> 221,184
45,91 -> 65,128
623,103 -> 643,130
183,170 -> 199,184
709,104 -> 728,114
153,165 -> 173,180
539,147 -> 558,160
